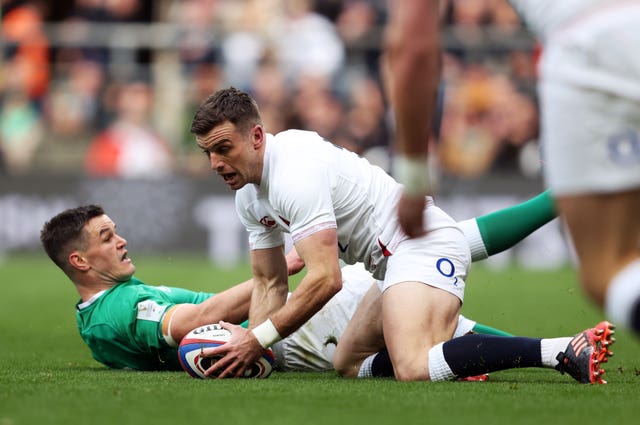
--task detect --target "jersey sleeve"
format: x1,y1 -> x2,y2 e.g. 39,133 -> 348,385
129,282 -> 212,354
235,188 -> 286,250
275,154 -> 337,244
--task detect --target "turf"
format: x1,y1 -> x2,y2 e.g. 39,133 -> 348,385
1,255 -> 639,425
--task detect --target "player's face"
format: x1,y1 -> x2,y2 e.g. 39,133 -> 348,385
196,121 -> 264,190
80,215 -> 136,282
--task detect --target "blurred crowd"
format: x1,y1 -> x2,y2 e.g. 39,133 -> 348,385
0,0 -> 541,180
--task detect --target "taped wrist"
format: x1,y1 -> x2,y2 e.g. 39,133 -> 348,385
393,155 -> 438,197
252,319 -> 282,349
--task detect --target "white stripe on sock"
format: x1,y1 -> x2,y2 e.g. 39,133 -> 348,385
540,337 -> 572,368
357,354 -> 376,378
428,342 -> 456,381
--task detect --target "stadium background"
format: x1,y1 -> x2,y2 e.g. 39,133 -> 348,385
4,4 -> 640,424
1,0 -> 563,268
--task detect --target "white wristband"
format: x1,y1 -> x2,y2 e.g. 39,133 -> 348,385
251,319 -> 282,349
393,155 -> 438,197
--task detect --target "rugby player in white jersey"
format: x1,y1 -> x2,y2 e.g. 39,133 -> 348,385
190,87 -> 614,383
390,0 -> 640,338
508,0 -> 640,339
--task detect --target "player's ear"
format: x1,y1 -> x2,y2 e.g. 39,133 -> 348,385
69,251 -> 90,272
251,124 -> 265,149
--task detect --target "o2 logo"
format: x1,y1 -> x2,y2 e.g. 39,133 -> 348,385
436,258 -> 458,286
607,129 -> 640,166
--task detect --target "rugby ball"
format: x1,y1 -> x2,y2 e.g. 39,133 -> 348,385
178,323 -> 275,379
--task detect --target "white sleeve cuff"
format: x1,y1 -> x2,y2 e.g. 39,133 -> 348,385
457,218 -> 488,262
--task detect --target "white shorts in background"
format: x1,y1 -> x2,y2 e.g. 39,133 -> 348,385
540,4 -> 640,195
541,84 -> 640,195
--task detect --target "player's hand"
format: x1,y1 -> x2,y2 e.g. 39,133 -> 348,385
397,193 -> 427,238
201,321 -> 263,379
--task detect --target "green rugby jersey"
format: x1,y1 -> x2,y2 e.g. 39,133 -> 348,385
76,277 -> 212,370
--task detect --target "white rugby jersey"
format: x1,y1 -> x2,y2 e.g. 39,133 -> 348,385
508,0 -> 629,39
510,0 -> 640,100
234,130 -> 451,279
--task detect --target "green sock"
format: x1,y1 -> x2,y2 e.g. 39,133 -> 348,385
476,190 -> 556,257
471,323 -> 513,337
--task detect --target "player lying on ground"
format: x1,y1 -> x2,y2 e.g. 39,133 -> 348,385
43,195 -> 615,382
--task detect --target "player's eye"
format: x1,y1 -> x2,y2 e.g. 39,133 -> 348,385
102,231 -> 115,243
215,146 -> 230,155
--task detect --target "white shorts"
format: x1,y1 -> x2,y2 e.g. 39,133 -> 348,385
381,222 -> 470,302
272,264 -> 477,372
540,4 -> 640,195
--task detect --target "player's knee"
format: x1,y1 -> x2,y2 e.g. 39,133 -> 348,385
332,351 -> 358,378
334,362 -> 358,378
393,367 -> 427,382
391,357 -> 429,382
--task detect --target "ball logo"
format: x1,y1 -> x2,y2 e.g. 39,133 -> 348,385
183,348 -> 219,376
192,324 -> 229,338
179,324 -> 275,379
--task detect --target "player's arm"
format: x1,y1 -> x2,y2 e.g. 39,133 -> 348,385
161,244 -> 306,347
386,0 -> 443,237
386,0 -> 449,154
161,278 -> 254,345
202,229 -> 342,378
457,190 -> 557,262
199,245 -> 289,378
248,244 -> 290,326
386,0 -> 441,159
268,228 -> 343,338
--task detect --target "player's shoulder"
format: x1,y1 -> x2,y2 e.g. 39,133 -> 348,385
273,129 -> 324,143
271,129 -> 330,155
270,129 -> 338,166
109,277 -> 147,295
102,277 -> 168,305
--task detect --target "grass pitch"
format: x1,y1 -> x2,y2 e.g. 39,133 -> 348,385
1,255 -> 639,425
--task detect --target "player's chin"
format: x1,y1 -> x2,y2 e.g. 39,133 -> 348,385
118,265 -> 136,280
227,180 -> 247,191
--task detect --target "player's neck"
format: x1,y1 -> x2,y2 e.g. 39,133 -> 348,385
75,276 -> 121,302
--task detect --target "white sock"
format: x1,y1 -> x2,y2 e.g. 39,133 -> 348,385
605,258 -> 640,329
458,219 -> 488,262
427,342 -> 456,381
357,354 -> 376,378
540,337 -> 572,368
